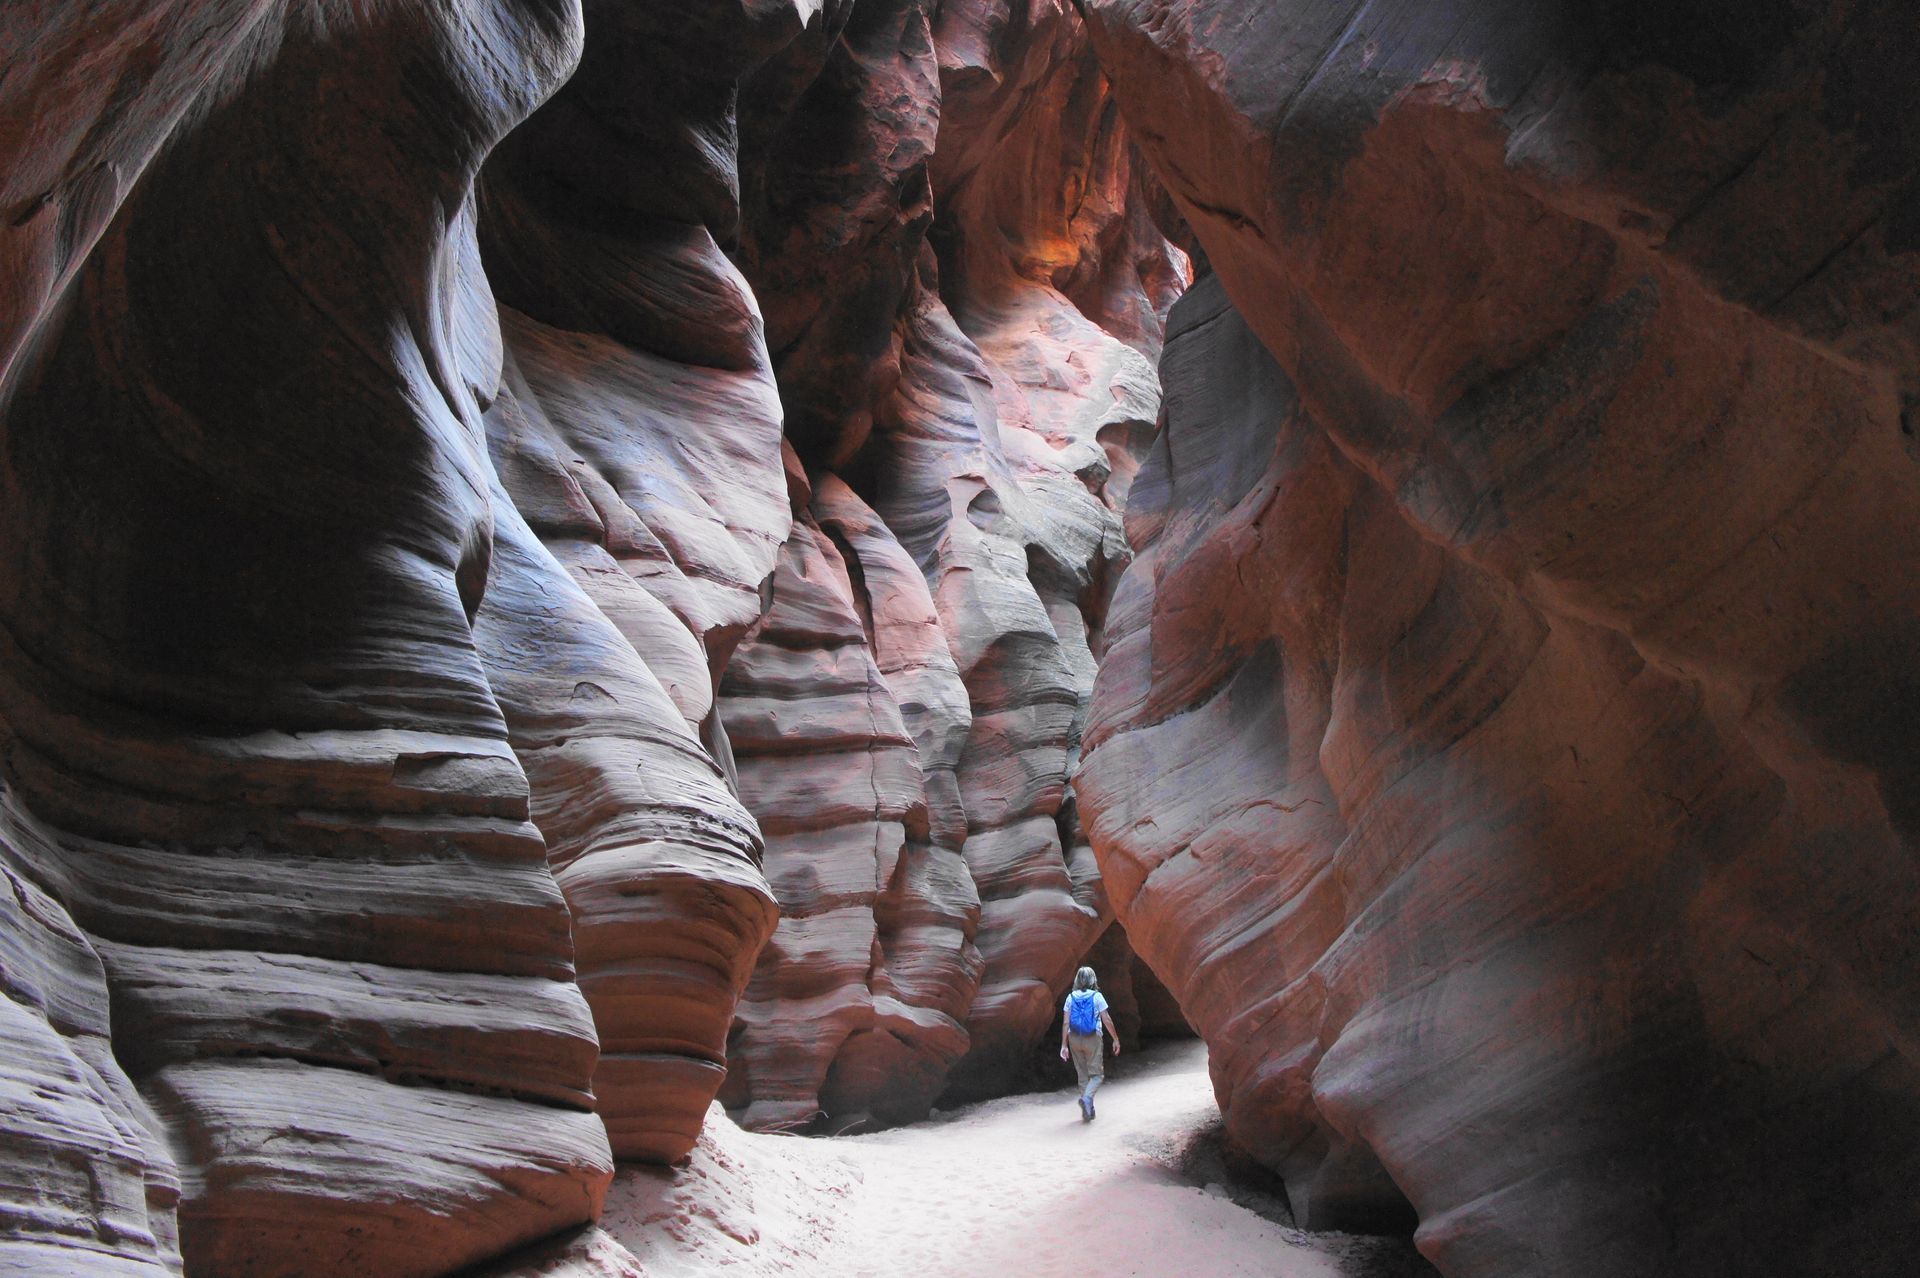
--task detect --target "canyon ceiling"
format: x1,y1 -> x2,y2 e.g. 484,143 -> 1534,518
2,2 -> 1917,1276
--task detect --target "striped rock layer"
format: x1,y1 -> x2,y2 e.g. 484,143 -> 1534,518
0,2 -> 1180,1273
1077,3 -> 1920,1276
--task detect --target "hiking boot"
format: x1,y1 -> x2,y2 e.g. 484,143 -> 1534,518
1087,1098 -> 1096,1120
1078,1096 -> 1091,1122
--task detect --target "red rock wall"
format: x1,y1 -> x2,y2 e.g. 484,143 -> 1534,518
474,0 -> 800,1161
717,473 -> 979,1130
0,0 -> 1183,1270
914,0 -> 1185,1099
0,4 -> 613,1273
18,0 -> 1920,1274
1076,3 -> 1920,1275
713,0 -> 1189,1123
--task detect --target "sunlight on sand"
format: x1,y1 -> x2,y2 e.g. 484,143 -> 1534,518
493,1040 -> 1430,1278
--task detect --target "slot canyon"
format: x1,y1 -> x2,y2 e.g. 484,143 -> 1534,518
2,1 -> 1916,1275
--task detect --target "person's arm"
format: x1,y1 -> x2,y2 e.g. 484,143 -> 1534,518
1100,1009 -> 1122,1055
1060,1005 -> 1071,1061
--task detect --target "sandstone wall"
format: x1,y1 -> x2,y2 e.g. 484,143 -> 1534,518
13,1 -> 1919,1274
0,1 -> 1182,1270
0,4 -> 613,1272
1076,4 -> 1920,1275
475,0 -> 803,1161
715,0 -> 1187,1124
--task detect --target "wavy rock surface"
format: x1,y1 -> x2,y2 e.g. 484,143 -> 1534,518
0,795 -> 180,1274
718,480 -> 973,1130
0,2 -> 632,1271
912,2 -> 1180,1098
478,0 -> 802,1145
712,0 -> 1186,1122
1078,4 -> 1920,1275
2,3 -> 1185,1268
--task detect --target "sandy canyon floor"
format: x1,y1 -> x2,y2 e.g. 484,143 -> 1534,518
492,1040 -> 1436,1277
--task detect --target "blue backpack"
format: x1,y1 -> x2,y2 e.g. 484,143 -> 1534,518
1067,990 -> 1101,1034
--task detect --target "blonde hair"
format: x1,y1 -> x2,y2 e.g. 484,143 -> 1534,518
1073,966 -> 1098,991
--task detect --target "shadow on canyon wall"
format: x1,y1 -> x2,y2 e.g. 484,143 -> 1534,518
1,2 -> 1917,1276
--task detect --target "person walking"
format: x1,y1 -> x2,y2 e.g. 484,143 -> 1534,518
1060,966 -> 1121,1120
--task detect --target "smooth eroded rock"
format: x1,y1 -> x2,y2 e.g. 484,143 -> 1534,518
1078,4 -> 1920,1266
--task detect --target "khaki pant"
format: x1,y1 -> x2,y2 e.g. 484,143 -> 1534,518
1068,1031 -> 1104,1101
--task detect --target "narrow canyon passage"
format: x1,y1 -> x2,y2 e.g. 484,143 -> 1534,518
498,1041 -> 1434,1278
4,2 -> 1919,1276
